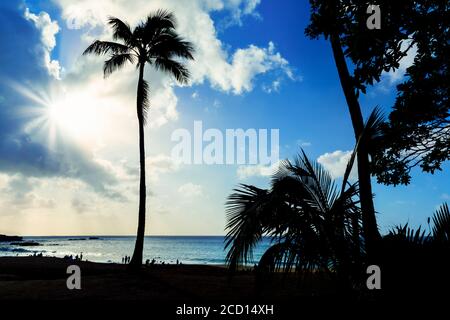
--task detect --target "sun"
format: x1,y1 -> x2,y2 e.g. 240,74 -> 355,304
10,81 -> 109,149
47,92 -> 103,143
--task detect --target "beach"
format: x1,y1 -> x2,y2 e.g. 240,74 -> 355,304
0,236 -> 270,265
0,256 -> 338,300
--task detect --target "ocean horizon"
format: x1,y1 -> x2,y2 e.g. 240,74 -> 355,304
0,236 -> 271,265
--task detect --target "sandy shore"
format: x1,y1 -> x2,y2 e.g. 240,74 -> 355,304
0,256 -> 338,300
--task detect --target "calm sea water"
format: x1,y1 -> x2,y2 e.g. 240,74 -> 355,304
0,236 -> 271,265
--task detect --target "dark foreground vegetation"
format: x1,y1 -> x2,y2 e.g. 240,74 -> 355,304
225,150 -> 450,298
224,0 -> 449,299
0,256 -> 340,301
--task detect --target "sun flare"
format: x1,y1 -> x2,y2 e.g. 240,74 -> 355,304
46,92 -> 103,143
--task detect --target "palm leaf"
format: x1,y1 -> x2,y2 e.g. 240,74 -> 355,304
432,202 -> 450,243
137,10 -> 177,46
154,58 -> 191,84
387,224 -> 429,246
341,106 -> 385,194
140,78 -> 150,124
83,40 -> 130,56
225,184 -> 270,271
149,31 -> 194,60
108,17 -> 134,44
103,53 -> 135,78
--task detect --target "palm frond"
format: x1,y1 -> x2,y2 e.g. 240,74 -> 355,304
341,147 -> 357,194
146,9 -> 176,29
108,17 -> 134,44
103,53 -> 135,78
362,106 -> 385,156
432,202 -> 450,243
341,106 -> 385,193
294,150 -> 336,212
149,31 -> 195,60
154,58 -> 191,84
134,10 -> 176,47
387,224 -> 429,246
225,184 -> 271,271
139,78 -> 150,124
83,40 -> 130,56
258,242 -> 296,272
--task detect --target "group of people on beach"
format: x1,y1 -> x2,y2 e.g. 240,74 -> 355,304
29,252 -> 43,257
63,253 -> 83,261
144,258 -> 182,266
121,256 -> 182,265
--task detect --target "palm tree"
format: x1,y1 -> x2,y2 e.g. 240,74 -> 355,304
225,108 -> 384,288
83,10 -> 194,268
225,150 -> 363,286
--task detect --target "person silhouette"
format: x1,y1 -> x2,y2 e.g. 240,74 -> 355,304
80,252 -> 83,261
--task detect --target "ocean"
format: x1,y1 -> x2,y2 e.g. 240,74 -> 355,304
0,236 -> 271,265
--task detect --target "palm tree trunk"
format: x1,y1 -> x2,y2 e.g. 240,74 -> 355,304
329,33 -> 381,255
129,62 -> 147,269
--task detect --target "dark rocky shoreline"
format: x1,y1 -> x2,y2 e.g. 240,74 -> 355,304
0,235 -> 23,242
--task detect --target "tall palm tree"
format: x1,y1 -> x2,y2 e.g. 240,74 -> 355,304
83,10 -> 194,268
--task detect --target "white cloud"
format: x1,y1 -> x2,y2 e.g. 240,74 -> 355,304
51,0 -> 294,130
0,174 -> 56,213
262,79 -> 281,93
192,41 -> 293,95
178,183 -> 204,197
24,8 -> 62,79
317,150 -> 357,180
237,160 -> 280,179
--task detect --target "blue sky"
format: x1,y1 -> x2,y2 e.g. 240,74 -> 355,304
0,0 -> 448,236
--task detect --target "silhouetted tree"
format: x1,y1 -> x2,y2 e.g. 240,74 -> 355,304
305,1 -> 440,254
83,11 -> 194,268
225,109 -> 384,290
225,149 -> 363,287
371,1 -> 449,186
380,203 -> 450,295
